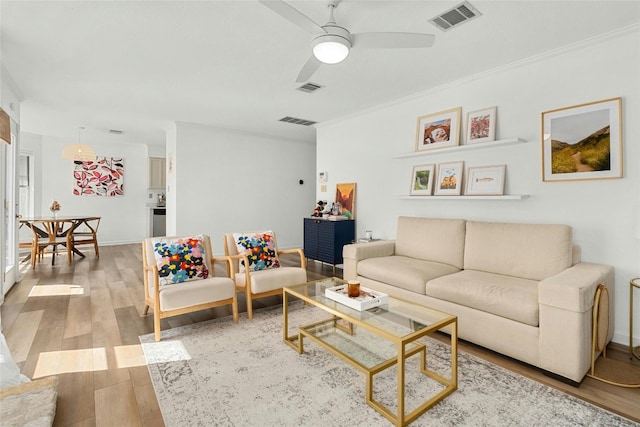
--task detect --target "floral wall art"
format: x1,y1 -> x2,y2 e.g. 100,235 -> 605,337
73,157 -> 124,196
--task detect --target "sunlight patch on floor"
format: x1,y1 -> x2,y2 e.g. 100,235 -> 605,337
33,347 -> 108,378
114,344 -> 148,369
29,284 -> 85,297
141,341 -> 191,364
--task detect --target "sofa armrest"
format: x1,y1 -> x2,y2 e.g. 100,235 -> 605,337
343,240 -> 395,280
539,262 -> 614,313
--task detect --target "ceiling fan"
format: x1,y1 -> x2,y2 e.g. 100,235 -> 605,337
259,0 -> 435,82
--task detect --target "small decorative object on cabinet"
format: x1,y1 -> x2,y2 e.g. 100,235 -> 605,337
304,218 -> 355,273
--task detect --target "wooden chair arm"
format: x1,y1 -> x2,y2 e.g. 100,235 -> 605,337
209,255 -> 233,278
278,248 -> 306,269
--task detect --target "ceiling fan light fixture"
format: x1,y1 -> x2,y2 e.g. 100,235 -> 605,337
312,34 -> 351,64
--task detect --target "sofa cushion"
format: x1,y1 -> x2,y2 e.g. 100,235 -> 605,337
395,217 -> 466,269
357,255 -> 461,294
426,270 -> 539,326
464,221 -> 573,281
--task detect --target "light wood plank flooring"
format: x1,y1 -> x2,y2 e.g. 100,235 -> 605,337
2,244 -> 639,426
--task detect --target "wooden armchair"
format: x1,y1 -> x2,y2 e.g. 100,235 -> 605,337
223,231 -> 307,319
142,234 -> 238,341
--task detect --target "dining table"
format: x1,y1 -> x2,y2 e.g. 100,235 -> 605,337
19,215 -> 101,266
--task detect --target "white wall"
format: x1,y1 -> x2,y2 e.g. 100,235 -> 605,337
317,27 -> 640,346
169,122 -> 316,255
21,132 -> 150,245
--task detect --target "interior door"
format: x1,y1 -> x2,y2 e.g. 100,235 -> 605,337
2,124 -> 18,296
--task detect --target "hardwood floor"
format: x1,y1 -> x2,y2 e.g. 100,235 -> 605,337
2,244 -> 639,426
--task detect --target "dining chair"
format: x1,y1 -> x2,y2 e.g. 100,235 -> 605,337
142,234 -> 238,341
70,217 -> 101,258
27,221 -> 72,267
223,230 -> 307,319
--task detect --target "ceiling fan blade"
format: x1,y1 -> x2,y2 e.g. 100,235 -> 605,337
352,32 -> 435,49
296,56 -> 322,83
259,1 -> 326,34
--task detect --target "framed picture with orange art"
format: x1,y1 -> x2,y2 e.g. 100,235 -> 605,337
434,161 -> 464,196
335,182 -> 356,219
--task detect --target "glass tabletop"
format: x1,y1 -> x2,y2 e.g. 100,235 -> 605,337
285,277 -> 456,341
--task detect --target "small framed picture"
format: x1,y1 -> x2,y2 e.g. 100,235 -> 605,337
415,107 -> 462,152
434,161 -> 464,196
409,164 -> 435,196
464,165 -> 506,195
466,106 -> 497,144
542,97 -> 622,182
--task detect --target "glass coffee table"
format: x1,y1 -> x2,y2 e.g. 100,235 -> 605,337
283,277 -> 458,426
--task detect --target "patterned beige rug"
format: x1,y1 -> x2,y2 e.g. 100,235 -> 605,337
140,303 -> 637,426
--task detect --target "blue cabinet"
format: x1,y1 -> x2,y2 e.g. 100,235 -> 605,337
304,218 -> 355,267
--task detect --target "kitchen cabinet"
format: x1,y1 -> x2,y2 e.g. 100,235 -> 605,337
148,157 -> 166,189
304,218 -> 355,268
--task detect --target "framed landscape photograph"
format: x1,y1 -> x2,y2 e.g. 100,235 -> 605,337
466,106 -> 497,144
434,161 -> 464,195
542,97 -> 622,182
415,107 -> 461,152
409,164 -> 435,196
464,165 -> 506,195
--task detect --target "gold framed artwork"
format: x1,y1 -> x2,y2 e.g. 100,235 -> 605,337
541,97 -> 622,182
434,161 -> 464,196
415,107 -> 462,152
464,165 -> 506,195
335,182 -> 356,219
410,164 -> 435,196
466,106 -> 496,144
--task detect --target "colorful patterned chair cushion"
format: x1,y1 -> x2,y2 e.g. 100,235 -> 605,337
151,235 -> 209,285
233,231 -> 281,272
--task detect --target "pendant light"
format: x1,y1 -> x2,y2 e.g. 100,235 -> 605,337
62,126 -> 97,161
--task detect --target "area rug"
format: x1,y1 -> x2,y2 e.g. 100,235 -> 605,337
140,304 -> 637,426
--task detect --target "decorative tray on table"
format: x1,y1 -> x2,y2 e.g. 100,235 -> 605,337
325,285 -> 389,311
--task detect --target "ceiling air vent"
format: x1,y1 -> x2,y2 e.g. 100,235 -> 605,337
296,82 -> 323,94
108,129 -> 123,134
279,116 -> 317,126
429,1 -> 481,31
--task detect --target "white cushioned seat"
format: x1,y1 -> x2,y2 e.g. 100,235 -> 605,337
158,278 -> 236,312
358,255 -> 460,294
234,267 -> 308,294
426,269 -> 539,326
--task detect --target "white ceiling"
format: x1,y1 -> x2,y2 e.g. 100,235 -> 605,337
2,1 -> 639,146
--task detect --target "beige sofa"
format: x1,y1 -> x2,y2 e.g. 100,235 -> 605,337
343,216 -> 614,383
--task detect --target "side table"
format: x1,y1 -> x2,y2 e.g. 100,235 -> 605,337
631,278 -> 640,360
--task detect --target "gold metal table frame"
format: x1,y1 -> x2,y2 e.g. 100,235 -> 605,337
283,278 -> 458,427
